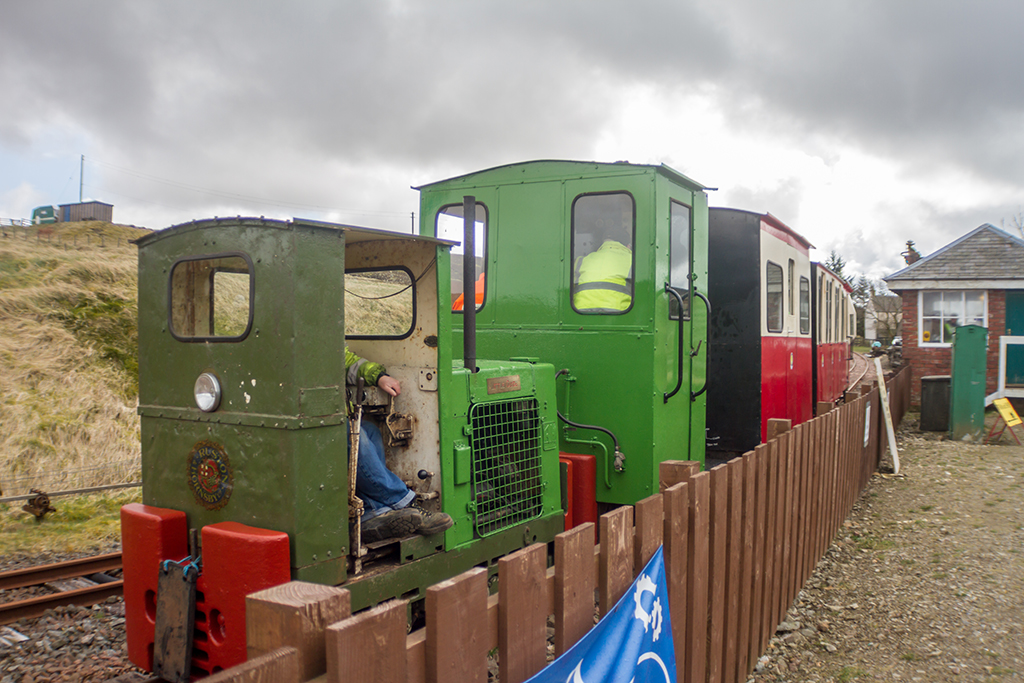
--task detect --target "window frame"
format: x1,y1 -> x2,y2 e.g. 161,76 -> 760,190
668,199 -> 692,321
918,290 -> 988,347
765,260 -> 784,333
344,265 -> 418,341
570,191 -> 637,316
799,276 -> 810,334
434,202 -> 489,314
168,251 -> 255,343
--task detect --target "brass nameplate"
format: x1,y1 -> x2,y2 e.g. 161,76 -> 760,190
487,375 -> 521,394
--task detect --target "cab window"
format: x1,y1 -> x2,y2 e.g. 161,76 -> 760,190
435,203 -> 487,312
169,254 -> 252,341
669,200 -> 691,320
571,192 -> 635,314
345,267 -> 415,339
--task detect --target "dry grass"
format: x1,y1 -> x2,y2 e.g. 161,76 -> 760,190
345,272 -> 414,337
0,222 -> 148,497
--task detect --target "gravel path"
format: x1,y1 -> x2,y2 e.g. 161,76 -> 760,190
750,413 -> 1024,682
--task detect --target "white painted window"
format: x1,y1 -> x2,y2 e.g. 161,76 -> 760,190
919,290 -> 987,346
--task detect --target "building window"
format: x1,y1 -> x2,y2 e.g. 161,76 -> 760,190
919,290 -> 986,345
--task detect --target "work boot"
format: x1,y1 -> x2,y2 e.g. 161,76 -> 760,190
361,507 -> 422,543
413,505 -> 454,536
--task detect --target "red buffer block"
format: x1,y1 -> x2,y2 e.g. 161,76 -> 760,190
120,505 -> 291,677
561,457 -> 576,529
121,503 -> 189,671
559,453 -> 598,535
192,522 -> 291,676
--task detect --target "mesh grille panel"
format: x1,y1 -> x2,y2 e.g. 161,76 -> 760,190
470,398 -> 543,536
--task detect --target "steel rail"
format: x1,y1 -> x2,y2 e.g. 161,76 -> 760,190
0,580 -> 124,625
848,352 -> 869,391
0,552 -> 122,591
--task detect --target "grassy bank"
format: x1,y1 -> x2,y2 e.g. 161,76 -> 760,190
0,222 -> 148,498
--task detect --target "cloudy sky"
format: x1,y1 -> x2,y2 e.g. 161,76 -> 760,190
2,1 -> 1022,280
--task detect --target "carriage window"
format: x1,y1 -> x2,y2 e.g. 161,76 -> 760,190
826,283 -> 832,343
436,203 -> 487,312
766,261 -> 783,332
799,276 -> 810,334
669,200 -> 691,320
572,192 -> 635,314
345,268 -> 415,338
170,254 -> 252,340
788,260 -> 795,316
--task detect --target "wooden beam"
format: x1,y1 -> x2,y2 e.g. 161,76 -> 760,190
246,581 -> 350,682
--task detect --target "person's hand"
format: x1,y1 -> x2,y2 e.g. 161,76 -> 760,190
377,375 -> 401,397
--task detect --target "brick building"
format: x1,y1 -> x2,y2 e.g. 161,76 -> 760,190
884,224 -> 1024,406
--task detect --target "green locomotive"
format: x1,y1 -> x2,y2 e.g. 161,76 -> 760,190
122,159 -> 712,680
122,217 -> 564,678
418,160 -> 710,510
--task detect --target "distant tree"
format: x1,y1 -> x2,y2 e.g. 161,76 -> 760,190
1013,208 -> 1024,240
866,292 -> 903,343
824,250 -> 848,282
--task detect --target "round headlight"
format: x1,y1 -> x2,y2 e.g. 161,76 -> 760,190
194,372 -> 222,412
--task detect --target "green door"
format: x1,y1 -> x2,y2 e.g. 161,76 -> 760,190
1006,291 -> 1024,386
949,325 -> 989,441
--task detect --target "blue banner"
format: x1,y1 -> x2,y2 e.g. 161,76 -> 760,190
526,546 -> 676,683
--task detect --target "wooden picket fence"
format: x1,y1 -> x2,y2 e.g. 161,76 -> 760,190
202,366 -> 911,683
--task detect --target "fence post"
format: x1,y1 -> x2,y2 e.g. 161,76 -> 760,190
245,581 -> 350,682
766,418 -> 791,442
685,471 -> 710,683
554,522 -> 596,656
326,601 -> 406,683
426,567 -> 489,683
662,482 -> 688,679
599,506 -> 634,615
498,544 -> 548,683
201,646 -> 299,683
722,458 -> 744,683
634,493 -> 664,572
659,460 -> 701,492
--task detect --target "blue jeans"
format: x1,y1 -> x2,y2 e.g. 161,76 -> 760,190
356,421 -> 415,521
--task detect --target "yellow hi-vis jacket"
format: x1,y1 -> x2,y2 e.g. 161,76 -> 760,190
573,240 -> 632,312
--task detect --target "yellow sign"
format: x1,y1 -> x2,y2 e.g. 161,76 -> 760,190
994,398 -> 1022,428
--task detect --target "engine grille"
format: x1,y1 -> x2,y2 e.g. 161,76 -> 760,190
469,398 -> 543,537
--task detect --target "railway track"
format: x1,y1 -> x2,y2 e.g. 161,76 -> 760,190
848,351 -> 870,390
0,552 -> 124,625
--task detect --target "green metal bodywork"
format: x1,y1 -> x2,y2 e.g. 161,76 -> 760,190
417,161 -> 710,505
135,217 -> 563,609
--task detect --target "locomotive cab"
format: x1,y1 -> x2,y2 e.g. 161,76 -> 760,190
122,217 -> 564,678
417,160 -> 711,509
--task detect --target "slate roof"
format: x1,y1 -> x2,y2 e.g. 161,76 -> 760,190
885,223 -> 1024,287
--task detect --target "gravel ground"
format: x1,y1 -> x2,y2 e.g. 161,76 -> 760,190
0,548 -> 145,683
750,412 -> 1024,683
3,406 -> 1021,683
